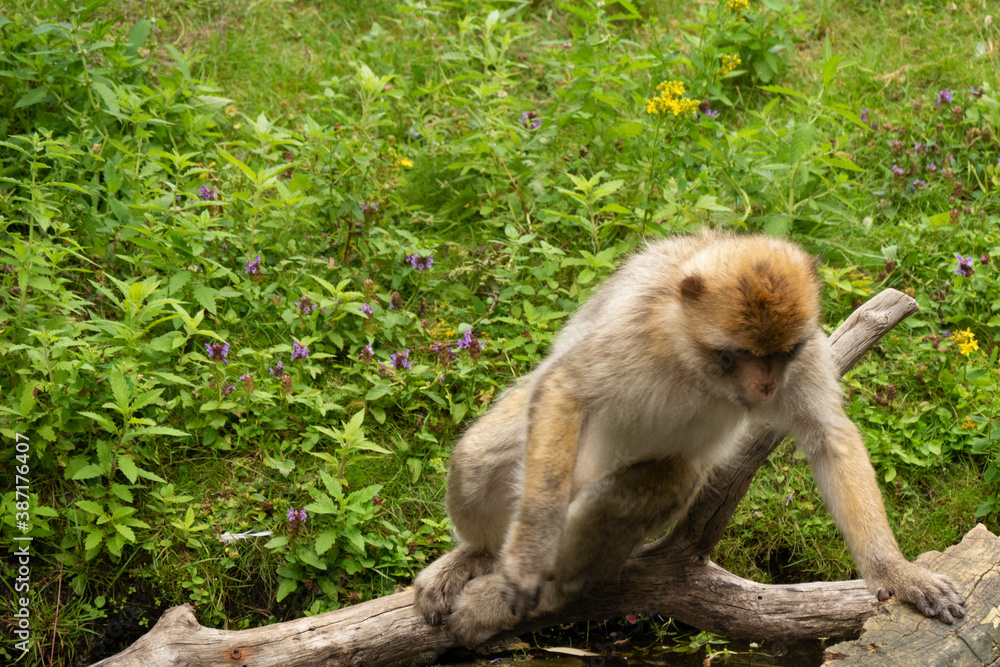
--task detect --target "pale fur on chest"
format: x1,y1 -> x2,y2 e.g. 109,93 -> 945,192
570,388 -> 749,490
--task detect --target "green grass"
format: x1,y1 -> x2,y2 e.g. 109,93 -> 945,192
1,0 -> 998,664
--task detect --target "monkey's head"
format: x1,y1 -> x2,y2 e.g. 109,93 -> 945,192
677,238 -> 820,406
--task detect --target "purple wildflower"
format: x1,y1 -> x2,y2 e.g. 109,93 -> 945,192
240,374 -> 255,392
198,184 -> 218,201
389,291 -> 404,311
954,254 -> 975,278
391,349 -> 412,371
702,108 -> 720,119
358,343 -> 374,363
981,254 -> 991,266
891,164 -> 905,177
294,296 -> 317,315
518,111 -> 542,130
860,108 -> 870,123
205,342 -> 230,365
280,374 -> 292,395
269,360 -> 284,376
456,329 -> 483,360
911,178 -> 927,190
221,241 -> 228,250
913,141 -> 926,154
373,493 -> 383,507
287,507 -> 308,535
360,302 -> 374,315
245,254 -> 262,276
431,342 -> 455,367
360,202 -> 379,213
405,253 -> 434,271
291,339 -> 310,361
935,88 -> 953,106
222,382 -> 237,397
927,162 -> 937,173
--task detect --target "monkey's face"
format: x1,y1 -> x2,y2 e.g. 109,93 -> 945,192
709,345 -> 805,406
677,243 -> 819,407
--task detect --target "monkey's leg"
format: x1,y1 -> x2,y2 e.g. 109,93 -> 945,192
444,455 -> 705,648
553,455 -> 705,600
807,416 -> 966,623
496,367 -> 582,618
414,386 -> 527,626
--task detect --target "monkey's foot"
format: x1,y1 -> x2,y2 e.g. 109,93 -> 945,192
874,562 -> 966,624
446,574 -> 517,647
413,546 -> 494,626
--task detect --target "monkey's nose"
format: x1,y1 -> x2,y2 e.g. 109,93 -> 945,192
754,381 -> 776,401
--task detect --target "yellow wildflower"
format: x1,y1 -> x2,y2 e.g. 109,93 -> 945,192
646,80 -> 700,118
962,416 -> 977,430
718,54 -> 742,77
726,0 -> 749,13
225,104 -> 239,119
397,157 -> 414,168
952,328 -> 979,357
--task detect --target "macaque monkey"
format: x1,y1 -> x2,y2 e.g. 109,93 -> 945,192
414,231 -> 965,646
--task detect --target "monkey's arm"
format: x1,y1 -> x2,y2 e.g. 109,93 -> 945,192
789,345 -> 965,623
498,366 -> 582,618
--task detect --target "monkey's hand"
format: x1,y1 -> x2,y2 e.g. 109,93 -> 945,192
446,574 -> 517,647
414,546 -> 495,626
498,554 -> 551,618
872,562 -> 966,624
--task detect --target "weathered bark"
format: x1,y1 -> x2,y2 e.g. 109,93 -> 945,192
93,288 -> 980,667
823,524 -> 1000,666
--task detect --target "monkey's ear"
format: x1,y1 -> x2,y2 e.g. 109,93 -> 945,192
679,275 -> 705,302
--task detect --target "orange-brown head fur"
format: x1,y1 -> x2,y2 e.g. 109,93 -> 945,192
675,235 -> 820,404
680,237 -> 820,357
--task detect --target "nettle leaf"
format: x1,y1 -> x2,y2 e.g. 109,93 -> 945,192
78,411 -> 117,434
72,464 -> 106,481
298,548 -> 328,570
85,531 -> 104,551
169,270 -> 192,295
305,495 -> 338,515
343,525 -> 365,554
192,285 -> 218,315
276,578 -> 297,601
14,86 -> 48,109
126,19 -> 152,55
108,369 -> 130,411
265,535 -> 289,549
315,530 -> 338,556
117,454 -> 139,484
114,523 -> 137,542
110,484 -> 134,503
76,500 -> 106,516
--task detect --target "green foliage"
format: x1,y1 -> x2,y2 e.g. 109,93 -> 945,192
0,0 -> 998,662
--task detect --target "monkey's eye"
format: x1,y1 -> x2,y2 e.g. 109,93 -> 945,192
714,349 -> 739,371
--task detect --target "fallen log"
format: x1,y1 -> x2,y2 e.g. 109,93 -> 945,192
92,289 -> 979,667
823,524 -> 1000,666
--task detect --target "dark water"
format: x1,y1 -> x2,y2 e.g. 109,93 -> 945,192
433,621 -> 836,666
